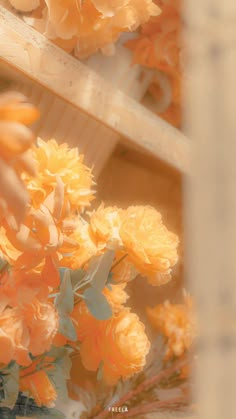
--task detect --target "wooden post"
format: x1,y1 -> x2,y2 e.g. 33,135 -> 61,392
184,1 -> 236,418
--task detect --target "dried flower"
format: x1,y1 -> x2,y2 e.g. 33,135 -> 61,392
146,291 -> 196,359
120,205 -> 179,285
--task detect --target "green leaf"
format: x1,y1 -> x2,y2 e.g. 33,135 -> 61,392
47,366 -> 69,404
56,270 -> 74,314
47,346 -> 72,381
70,269 -> 86,289
46,346 -> 72,384
88,250 -> 115,291
97,361 -> 104,381
58,315 -> 77,341
0,363 -> 19,409
40,408 -> 65,418
84,287 -> 112,320
46,409 -> 66,418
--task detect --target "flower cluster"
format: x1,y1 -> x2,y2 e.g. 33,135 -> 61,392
126,0 -> 182,127
63,203 -> 179,286
71,296 -> 150,385
8,0 -> 160,58
147,291 -> 197,359
0,91 -> 181,413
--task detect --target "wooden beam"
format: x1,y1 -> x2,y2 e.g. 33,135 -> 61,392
0,4 -> 190,173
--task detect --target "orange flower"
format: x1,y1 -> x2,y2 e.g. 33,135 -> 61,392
24,139 -> 95,211
4,203 -> 63,269
74,0 -> 160,59
103,283 -> 129,313
111,251 -> 138,283
120,206 -> 179,285
0,91 -> 39,224
101,309 -> 150,385
20,369 -> 57,407
72,303 -> 150,386
9,0 -> 40,12
0,307 -> 31,366
90,204 -> 124,248
62,218 -> 98,270
0,297 -> 58,366
126,0 -> 182,127
146,291 -> 196,359
21,300 -> 59,356
4,183 -> 77,272
0,226 -> 21,264
17,0 -> 160,58
0,269 -> 49,308
71,284 -> 128,340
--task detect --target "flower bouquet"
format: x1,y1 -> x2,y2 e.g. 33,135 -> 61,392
0,91 -> 195,418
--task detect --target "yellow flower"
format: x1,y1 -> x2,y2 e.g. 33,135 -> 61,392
72,304 -> 150,386
146,291 -> 196,359
90,204 -> 124,247
120,205 -> 179,285
24,139 -> 95,211
0,91 -> 39,224
24,0 -> 160,58
103,283 -> 129,313
111,251 -> 138,283
101,309 -> 150,385
62,218 -> 98,270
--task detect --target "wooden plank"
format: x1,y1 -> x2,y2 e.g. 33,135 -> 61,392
0,5 -> 190,173
184,0 -> 236,418
0,60 -> 118,176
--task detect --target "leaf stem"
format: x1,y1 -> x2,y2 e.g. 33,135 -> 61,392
111,254 -> 128,271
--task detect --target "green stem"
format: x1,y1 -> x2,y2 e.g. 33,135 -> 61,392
111,254 -> 128,271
